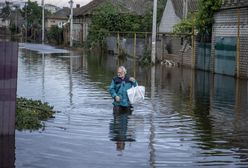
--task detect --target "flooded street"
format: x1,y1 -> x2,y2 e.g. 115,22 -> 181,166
13,44 -> 248,167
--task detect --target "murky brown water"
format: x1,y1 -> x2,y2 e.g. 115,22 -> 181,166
3,44 -> 248,167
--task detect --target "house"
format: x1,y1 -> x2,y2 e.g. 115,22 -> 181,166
159,0 -> 198,33
45,7 -> 70,30
211,0 -> 248,78
71,0 -> 153,43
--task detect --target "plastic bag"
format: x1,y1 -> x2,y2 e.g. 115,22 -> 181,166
127,85 -> 145,104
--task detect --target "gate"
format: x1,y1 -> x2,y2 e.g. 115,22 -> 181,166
215,37 -> 236,76
197,43 -> 211,71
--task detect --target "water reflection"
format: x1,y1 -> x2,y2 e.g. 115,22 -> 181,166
0,136 -> 15,168
109,108 -> 135,152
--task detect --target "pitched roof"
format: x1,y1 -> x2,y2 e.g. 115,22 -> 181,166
74,0 -> 105,16
74,0 -> 153,17
172,0 -> 198,19
47,7 -> 70,20
221,0 -> 248,9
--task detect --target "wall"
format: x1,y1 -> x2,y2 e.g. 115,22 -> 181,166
46,18 -> 67,30
212,7 -> 248,78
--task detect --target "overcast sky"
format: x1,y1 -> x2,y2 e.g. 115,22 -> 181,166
6,0 -> 93,8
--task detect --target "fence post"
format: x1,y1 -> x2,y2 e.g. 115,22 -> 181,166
236,8 -> 240,78
133,32 -> 136,78
191,15 -> 196,69
0,41 -> 18,135
116,32 -> 120,66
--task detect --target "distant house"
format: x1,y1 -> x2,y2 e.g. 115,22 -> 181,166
159,0 -> 198,33
45,7 -> 70,30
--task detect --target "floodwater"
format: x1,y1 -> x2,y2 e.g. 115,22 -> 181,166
4,43 -> 248,167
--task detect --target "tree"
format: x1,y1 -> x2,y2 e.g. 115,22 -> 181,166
173,0 -> 222,42
21,0 -> 42,28
1,1 -> 11,17
196,0 -> 222,40
47,26 -> 64,44
20,0 -> 51,41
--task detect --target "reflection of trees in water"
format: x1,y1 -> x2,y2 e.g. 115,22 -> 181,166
109,109 -> 135,151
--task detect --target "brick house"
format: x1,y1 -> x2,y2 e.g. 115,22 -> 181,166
71,0 -> 152,44
211,0 -> 248,78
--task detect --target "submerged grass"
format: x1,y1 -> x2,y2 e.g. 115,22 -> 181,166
16,97 -> 55,131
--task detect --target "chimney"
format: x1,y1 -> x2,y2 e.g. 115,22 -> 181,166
76,4 -> 80,8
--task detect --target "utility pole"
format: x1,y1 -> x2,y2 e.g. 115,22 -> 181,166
151,0 -> 157,64
42,0 -> 45,44
25,1 -> 27,42
69,0 -> 73,47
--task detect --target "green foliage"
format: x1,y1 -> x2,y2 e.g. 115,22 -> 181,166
87,2 -> 159,45
173,17 -> 194,34
172,0 -> 222,41
1,1 -> 11,16
20,0 -> 42,27
16,97 -> 55,131
47,26 -> 64,44
20,0 -> 51,28
9,23 -> 20,34
139,49 -> 152,66
196,0 -> 222,37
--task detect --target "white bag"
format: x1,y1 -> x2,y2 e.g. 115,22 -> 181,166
127,85 -> 145,104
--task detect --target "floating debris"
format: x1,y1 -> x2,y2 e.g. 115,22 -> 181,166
16,97 -> 55,131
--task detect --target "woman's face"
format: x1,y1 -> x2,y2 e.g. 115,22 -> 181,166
117,68 -> 125,79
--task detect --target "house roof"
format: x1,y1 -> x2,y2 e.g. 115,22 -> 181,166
74,0 -> 152,17
172,0 -> 198,19
74,0 -> 105,16
221,0 -> 248,9
47,7 -> 70,20
114,0 -> 153,15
